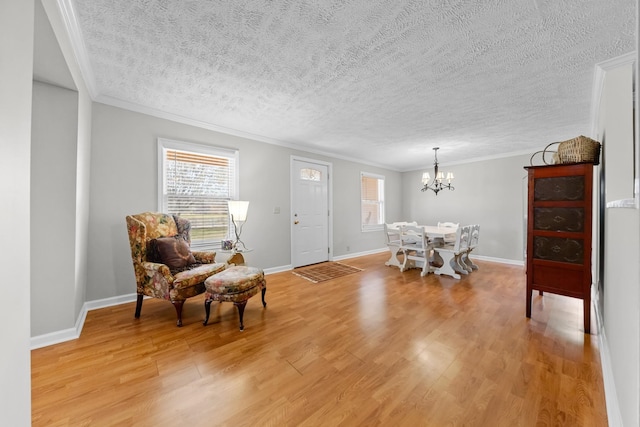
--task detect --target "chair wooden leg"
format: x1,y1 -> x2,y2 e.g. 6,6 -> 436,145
134,294 -> 143,318
172,300 -> 184,327
203,298 -> 213,326
234,300 -> 248,331
261,288 -> 267,307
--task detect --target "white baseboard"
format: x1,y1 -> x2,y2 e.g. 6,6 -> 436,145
264,248 -> 389,272
30,250 -> 521,349
332,247 -> 388,261
263,264 -> 293,274
30,293 -> 138,350
594,298 -> 622,427
472,254 -> 524,266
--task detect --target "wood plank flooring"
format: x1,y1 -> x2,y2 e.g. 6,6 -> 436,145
31,253 -> 607,426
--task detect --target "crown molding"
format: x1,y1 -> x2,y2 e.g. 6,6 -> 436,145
95,93 -> 401,171
55,0 -> 98,98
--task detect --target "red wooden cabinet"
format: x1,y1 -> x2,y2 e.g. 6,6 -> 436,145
524,163 -> 593,333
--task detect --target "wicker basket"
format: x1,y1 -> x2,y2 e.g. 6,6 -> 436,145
556,135 -> 601,165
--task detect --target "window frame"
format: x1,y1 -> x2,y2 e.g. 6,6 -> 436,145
157,137 -> 239,249
360,171 -> 385,232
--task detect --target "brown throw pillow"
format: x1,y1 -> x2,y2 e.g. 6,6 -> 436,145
154,236 -> 196,270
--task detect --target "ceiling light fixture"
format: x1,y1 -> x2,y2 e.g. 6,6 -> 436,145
421,147 -> 454,195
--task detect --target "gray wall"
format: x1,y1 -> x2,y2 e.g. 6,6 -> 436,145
28,0 -> 94,340
31,81 -> 79,335
87,102 -> 403,301
402,153 -> 530,262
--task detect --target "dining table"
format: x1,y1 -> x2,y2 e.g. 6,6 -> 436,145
385,224 -> 458,268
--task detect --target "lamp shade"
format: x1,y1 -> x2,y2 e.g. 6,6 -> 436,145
227,200 -> 249,222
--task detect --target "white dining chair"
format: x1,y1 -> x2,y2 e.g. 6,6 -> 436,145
432,225 -> 471,279
453,225 -> 472,274
434,221 -> 459,246
384,221 -> 417,268
460,224 -> 480,271
399,225 -> 432,276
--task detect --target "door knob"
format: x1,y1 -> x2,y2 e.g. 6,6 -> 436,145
294,220 -> 299,224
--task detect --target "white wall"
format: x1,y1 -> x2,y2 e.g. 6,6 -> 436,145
402,153 -> 530,262
86,102 -> 403,301
598,62 -> 640,427
0,0 -> 34,424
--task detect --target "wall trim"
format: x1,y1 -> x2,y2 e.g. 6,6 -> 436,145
472,254 -> 524,266
30,250 -> 523,349
55,0 -> 97,98
412,148 -> 536,170
594,299 -> 623,427
332,247 -> 389,261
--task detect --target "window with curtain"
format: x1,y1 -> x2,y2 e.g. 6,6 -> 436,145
158,138 -> 239,249
361,172 -> 385,231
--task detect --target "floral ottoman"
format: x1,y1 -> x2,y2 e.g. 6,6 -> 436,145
203,266 -> 267,331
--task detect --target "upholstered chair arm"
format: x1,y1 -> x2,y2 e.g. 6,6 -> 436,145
126,215 -> 147,265
192,251 -> 216,264
142,261 -> 174,282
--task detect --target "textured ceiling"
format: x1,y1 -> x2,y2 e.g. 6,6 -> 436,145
69,0 -> 636,171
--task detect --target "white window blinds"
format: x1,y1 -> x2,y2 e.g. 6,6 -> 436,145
158,139 -> 239,248
361,172 -> 385,231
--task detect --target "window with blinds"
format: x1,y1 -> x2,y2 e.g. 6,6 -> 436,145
158,138 -> 239,249
361,172 -> 385,232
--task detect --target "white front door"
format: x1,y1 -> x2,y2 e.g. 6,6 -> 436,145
291,158 -> 330,267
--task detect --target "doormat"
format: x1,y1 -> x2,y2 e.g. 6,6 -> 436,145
292,262 -> 363,283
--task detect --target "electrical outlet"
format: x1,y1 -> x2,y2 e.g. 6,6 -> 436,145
346,246 -> 350,251
273,206 -> 280,214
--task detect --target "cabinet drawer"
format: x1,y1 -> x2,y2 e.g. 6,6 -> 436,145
532,265 -> 585,295
533,236 -> 583,264
533,207 -> 584,232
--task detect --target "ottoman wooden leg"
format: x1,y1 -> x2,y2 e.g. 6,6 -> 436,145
261,287 -> 267,307
203,298 -> 212,326
234,300 -> 248,331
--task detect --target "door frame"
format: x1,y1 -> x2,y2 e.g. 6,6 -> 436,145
290,155 -> 333,267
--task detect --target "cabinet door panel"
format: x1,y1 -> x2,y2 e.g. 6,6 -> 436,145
534,176 -> 585,201
532,265 -> 584,295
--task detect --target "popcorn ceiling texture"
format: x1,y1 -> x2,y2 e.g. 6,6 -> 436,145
71,0 -> 635,170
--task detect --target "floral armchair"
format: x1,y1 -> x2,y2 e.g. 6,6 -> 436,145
126,212 -> 225,326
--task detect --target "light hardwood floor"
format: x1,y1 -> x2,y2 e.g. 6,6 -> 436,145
31,253 -> 607,426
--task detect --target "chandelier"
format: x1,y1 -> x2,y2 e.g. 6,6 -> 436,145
421,147 -> 454,195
